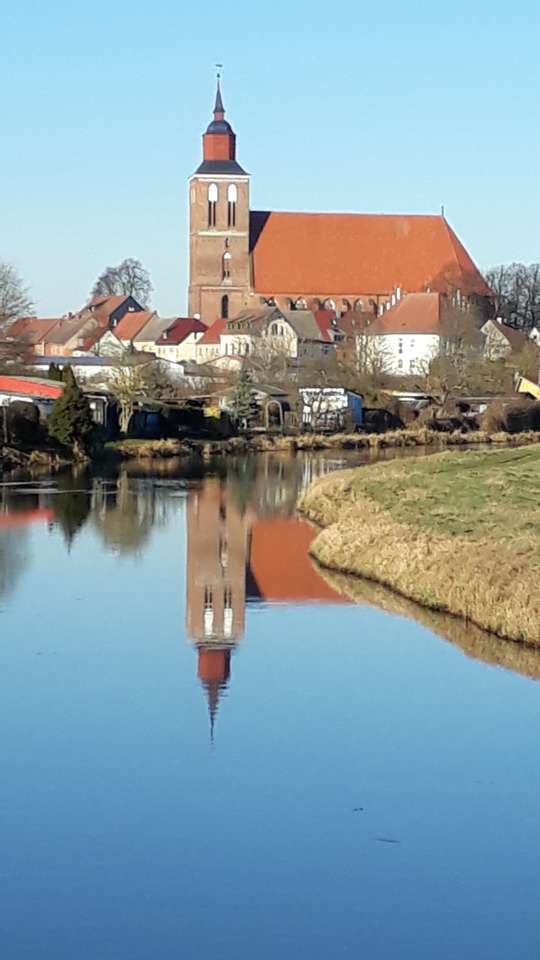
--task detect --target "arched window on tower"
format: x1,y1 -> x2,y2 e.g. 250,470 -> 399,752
323,298 -> 336,311
227,184 -> 237,228
221,294 -> 229,319
222,251 -> 232,280
208,183 -> 218,228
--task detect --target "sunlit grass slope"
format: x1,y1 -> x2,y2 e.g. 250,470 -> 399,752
300,446 -> 540,644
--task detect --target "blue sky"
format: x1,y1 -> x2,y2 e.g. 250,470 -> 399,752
2,0 -> 538,316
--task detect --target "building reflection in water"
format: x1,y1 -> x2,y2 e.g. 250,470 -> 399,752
185,458 -> 349,740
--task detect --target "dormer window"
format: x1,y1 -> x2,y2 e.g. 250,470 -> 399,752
227,184 -> 237,228
208,183 -> 218,227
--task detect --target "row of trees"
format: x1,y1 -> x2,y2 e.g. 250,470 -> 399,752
485,262 -> 540,332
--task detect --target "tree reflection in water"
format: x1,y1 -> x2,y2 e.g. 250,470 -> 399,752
0,528 -> 30,602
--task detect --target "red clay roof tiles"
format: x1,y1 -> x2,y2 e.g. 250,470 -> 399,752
249,212 -> 491,298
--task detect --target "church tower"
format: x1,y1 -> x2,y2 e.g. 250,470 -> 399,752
188,81 -> 251,325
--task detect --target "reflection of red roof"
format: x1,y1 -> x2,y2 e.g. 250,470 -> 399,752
0,376 -> 63,400
156,317 -> 207,346
197,316 -> 229,345
248,518 -> 349,603
250,212 -> 491,297
0,508 -> 54,530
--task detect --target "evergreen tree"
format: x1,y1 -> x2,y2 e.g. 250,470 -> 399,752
230,368 -> 258,426
48,368 -> 94,454
48,362 -> 63,382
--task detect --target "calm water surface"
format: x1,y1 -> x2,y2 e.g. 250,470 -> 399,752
1,451 -> 539,959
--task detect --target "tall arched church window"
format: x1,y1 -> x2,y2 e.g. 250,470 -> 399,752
354,298 -> 364,312
222,251 -> 232,280
227,184 -> 237,228
221,294 -> 229,319
208,183 -> 218,228
342,299 -> 351,312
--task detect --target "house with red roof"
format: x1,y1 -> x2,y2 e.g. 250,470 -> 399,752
363,292 -> 452,374
197,307 -> 338,367
7,295 -> 146,358
188,81 -> 492,329
151,317 -> 208,363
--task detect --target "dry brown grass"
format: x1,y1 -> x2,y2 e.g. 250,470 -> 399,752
299,446 -> 540,645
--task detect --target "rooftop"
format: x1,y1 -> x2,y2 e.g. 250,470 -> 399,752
249,212 -> 491,298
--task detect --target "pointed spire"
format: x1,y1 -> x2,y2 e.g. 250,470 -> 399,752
214,78 -> 225,119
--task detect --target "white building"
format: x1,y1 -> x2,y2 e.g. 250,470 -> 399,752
362,293 -> 446,374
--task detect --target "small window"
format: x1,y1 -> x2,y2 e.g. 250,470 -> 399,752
221,294 -> 229,319
323,298 -> 336,311
208,183 -> 218,227
398,359 -> 403,370
295,298 -> 308,310
398,338 -> 403,354
222,251 -> 232,280
271,323 -> 278,335
410,338 -> 415,347
354,298 -> 364,311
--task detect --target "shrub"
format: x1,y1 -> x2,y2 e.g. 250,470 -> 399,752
6,401 -> 42,447
482,398 -> 540,434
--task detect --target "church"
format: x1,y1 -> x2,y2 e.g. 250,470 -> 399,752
188,82 -> 491,327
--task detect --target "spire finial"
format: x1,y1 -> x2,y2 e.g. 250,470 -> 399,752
214,64 -> 225,117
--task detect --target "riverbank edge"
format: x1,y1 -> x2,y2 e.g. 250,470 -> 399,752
106,428 -> 540,461
3,429 -> 540,472
298,445 -> 540,646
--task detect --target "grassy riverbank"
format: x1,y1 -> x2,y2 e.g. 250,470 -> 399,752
106,428 -> 540,460
300,445 -> 540,644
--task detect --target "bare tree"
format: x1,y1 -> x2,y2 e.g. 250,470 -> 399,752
91,258 -> 152,307
0,262 -> 34,370
485,263 -> 540,332
0,262 -> 33,329
109,362 -> 148,434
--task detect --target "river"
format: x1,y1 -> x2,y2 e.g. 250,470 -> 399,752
1,451 -> 539,959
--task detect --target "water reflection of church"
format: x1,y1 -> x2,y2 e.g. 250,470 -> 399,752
186,458 -> 348,739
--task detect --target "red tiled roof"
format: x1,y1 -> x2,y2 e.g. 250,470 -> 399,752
156,317 -> 207,346
114,310 -> 155,342
0,376 -> 64,400
7,317 -> 61,344
365,293 -> 443,336
197,316 -> 229,345
313,310 -> 336,342
250,212 -> 491,298
88,294 -> 130,313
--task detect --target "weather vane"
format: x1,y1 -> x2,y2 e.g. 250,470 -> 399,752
216,63 -> 223,80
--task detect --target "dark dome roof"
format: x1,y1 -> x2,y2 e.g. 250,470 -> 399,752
205,119 -> 234,135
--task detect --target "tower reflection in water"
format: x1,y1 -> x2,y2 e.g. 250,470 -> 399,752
186,480 -> 250,742
185,464 -> 348,741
